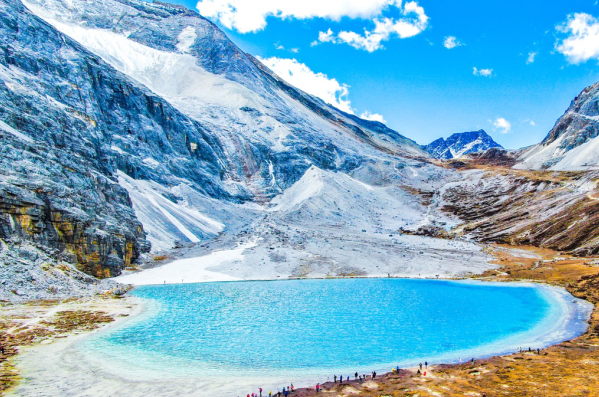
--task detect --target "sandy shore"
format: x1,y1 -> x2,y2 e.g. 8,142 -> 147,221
3,245 -> 599,397
1,295 -> 143,397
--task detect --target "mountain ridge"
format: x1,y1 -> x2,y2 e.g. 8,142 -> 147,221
0,0 -> 434,289
515,81 -> 599,171
424,129 -> 503,159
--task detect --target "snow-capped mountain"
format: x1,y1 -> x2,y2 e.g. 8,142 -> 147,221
515,82 -> 599,171
2,0 -> 460,287
424,130 -> 502,159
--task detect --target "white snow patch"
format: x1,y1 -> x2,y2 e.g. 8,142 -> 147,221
175,26 -> 196,53
549,135 -> 599,171
114,241 -> 256,285
143,194 -> 201,243
268,161 -> 276,187
516,132 -> 599,171
110,145 -> 124,154
269,165 -> 324,211
142,157 -> 160,167
343,173 -> 374,191
23,14 -> 264,113
118,171 -> 225,252
0,120 -> 33,142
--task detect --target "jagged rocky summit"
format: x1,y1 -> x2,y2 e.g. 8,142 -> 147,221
515,82 -> 599,171
424,130 -> 503,160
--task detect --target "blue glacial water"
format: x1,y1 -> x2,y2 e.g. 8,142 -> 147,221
83,278 -> 590,392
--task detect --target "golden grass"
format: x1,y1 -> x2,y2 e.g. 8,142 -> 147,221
0,301 -> 117,395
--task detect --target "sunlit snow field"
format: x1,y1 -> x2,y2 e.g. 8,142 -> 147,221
79,279 -> 591,396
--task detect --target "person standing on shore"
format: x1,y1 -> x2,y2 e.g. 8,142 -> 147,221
425,361 -> 428,369
334,375 -> 337,383
316,383 -> 320,393
419,363 -> 422,370
260,388 -> 263,397
354,372 -> 358,380
340,375 -> 343,383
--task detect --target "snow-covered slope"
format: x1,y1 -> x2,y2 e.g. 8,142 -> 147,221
515,82 -> 599,171
116,162 -> 493,284
424,130 -> 503,160
1,0 -> 501,293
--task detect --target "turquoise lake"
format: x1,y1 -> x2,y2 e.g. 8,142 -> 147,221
83,278 -> 590,393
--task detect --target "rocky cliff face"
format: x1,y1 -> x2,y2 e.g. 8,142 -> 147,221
424,130 -> 502,160
516,82 -> 599,171
0,0 -> 433,286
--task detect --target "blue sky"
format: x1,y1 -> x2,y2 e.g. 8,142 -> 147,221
168,0 -> 599,149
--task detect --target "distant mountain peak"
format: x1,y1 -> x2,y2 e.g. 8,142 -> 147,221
424,129 -> 503,159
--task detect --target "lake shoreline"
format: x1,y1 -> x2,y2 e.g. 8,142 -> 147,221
3,244 -> 599,397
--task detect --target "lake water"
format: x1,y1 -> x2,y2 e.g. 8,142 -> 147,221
83,278 -> 591,395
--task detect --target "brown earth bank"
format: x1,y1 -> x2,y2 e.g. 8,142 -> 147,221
439,165 -> 599,257
291,245 -> 599,397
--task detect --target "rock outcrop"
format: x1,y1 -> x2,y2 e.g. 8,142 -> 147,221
516,82 -> 599,171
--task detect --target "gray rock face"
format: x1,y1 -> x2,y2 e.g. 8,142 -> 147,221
0,0 -> 431,288
0,0 -> 228,277
543,82 -> 599,149
0,239 -> 119,303
515,81 -> 599,170
424,130 -> 503,160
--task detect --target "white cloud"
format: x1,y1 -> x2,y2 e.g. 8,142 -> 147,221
473,67 -> 493,77
360,111 -> 386,123
556,13 -> 599,64
443,36 -> 463,49
258,56 -> 385,122
493,118 -> 512,134
314,1 -> 429,52
318,28 -> 335,43
274,43 -> 300,53
197,0 -> 407,33
258,56 -> 353,113
526,51 -> 538,64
